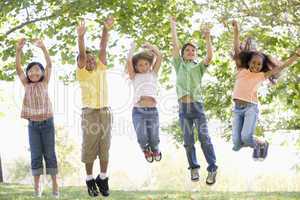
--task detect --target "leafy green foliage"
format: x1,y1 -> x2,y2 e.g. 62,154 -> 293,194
0,0 -> 197,80
0,1 -> 299,142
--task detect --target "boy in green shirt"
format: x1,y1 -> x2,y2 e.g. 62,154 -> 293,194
170,16 -> 218,185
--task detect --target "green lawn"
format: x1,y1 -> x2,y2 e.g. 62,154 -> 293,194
0,183 -> 300,200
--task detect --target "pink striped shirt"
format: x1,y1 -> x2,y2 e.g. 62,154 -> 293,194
21,82 -> 53,121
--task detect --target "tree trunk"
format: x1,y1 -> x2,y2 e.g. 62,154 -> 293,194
0,154 -> 3,183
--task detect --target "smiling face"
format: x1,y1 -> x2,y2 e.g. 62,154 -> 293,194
182,44 -> 197,61
249,54 -> 264,73
27,64 -> 43,82
135,59 -> 151,73
132,52 -> 154,73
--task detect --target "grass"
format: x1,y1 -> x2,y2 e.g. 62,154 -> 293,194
0,183 -> 300,200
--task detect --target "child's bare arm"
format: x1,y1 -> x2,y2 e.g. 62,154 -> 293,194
126,42 -> 136,79
77,21 -> 87,69
202,24 -> 213,65
170,16 -> 180,58
34,39 -> 52,84
143,43 -> 162,74
264,49 -> 300,78
99,16 -> 114,66
15,38 -> 28,86
232,20 -> 241,56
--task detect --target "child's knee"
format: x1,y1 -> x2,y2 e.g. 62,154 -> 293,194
199,133 -> 212,145
184,144 -> 195,151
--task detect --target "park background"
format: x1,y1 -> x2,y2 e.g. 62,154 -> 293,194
0,0 -> 300,199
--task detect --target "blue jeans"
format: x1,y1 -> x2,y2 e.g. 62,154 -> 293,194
179,102 -> 217,172
132,107 -> 160,152
232,102 -> 259,151
28,117 -> 58,176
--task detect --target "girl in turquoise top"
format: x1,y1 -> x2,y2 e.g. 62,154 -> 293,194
170,16 -> 218,185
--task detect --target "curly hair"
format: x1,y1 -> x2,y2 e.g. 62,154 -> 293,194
237,51 -> 278,72
236,51 -> 280,84
242,37 -> 257,51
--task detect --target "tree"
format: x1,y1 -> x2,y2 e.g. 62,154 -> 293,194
0,0 -> 197,80
1,0 -> 299,143
0,154 -> 3,183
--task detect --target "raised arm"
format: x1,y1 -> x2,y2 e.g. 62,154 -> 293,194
202,24 -> 213,65
34,39 -> 52,84
15,38 -> 28,86
142,43 -> 162,74
99,16 -> 114,65
232,20 -> 241,56
126,42 -> 136,80
264,48 -> 300,78
77,21 -> 87,69
170,16 -> 180,58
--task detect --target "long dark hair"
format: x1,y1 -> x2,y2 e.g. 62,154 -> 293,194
238,51 -> 277,71
25,62 -> 45,83
234,37 -> 279,83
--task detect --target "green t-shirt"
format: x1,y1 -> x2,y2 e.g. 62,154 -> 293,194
173,56 -> 207,101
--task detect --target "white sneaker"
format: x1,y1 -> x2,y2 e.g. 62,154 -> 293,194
190,168 -> 200,182
34,189 -> 42,198
206,170 -> 217,185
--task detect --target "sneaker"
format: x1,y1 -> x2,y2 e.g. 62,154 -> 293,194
34,190 -> 42,198
259,141 -> 269,160
53,191 -> 60,199
95,175 -> 110,197
153,151 -> 162,161
252,143 -> 260,161
34,185 -> 42,198
86,179 -> 99,197
206,170 -> 217,185
190,168 -> 200,182
143,149 -> 154,163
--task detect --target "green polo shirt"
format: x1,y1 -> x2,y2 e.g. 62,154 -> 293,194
173,56 -> 207,102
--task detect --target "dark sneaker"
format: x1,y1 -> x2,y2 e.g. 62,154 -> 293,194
252,143 -> 260,161
52,191 -> 59,199
153,151 -> 162,161
86,179 -> 99,197
206,170 -> 217,185
143,149 -> 154,163
190,168 -> 200,182
95,175 -> 110,197
259,141 -> 269,161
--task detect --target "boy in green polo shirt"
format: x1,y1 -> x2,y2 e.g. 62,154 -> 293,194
170,16 -> 218,185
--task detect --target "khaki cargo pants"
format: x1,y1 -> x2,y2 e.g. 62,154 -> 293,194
81,107 -> 112,163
